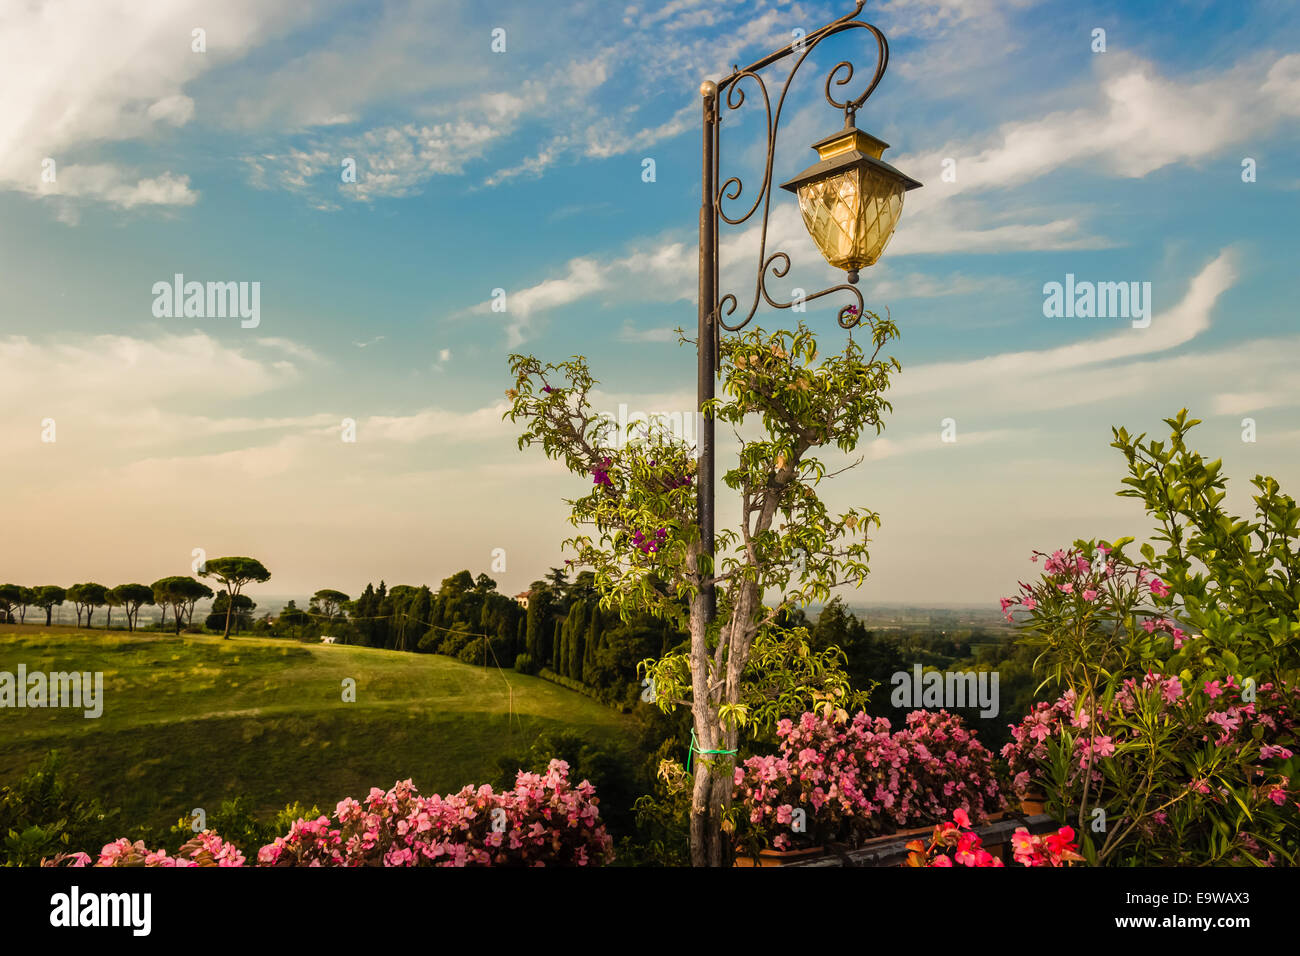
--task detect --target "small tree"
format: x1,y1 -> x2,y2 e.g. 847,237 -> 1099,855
278,600 -> 310,639
207,593 -> 256,634
178,578 -> 214,631
16,587 -> 36,624
67,583 -> 108,629
310,589 -> 349,629
151,576 -> 211,635
201,558 -> 271,639
507,319 -> 899,866
111,584 -> 155,633
32,586 -> 66,627
150,579 -> 174,631
104,588 -> 123,630
0,585 -> 21,624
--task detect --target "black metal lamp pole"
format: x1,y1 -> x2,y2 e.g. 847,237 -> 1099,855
694,1 -> 920,632
697,81 -> 718,626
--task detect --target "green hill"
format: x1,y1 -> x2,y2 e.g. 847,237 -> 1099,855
0,627 -> 633,834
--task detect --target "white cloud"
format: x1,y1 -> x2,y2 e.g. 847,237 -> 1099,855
618,321 -> 681,343
364,402 -> 514,443
0,0 -> 310,213
896,52 -> 1300,208
0,331 -> 302,407
894,251 -> 1237,399
865,427 -> 1032,461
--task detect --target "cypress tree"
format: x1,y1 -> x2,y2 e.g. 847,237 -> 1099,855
582,606 -> 601,683
567,602 -> 588,679
526,596 -> 543,661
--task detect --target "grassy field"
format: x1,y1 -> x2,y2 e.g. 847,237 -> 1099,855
0,624 -> 633,834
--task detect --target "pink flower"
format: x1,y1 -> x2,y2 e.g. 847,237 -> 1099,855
1161,678 -> 1183,704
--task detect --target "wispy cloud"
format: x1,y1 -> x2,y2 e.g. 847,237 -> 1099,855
0,0 -> 311,215
894,251 -> 1237,399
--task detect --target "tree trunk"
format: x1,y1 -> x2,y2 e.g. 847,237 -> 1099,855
687,584 -> 732,867
222,589 -> 235,639
44,607 -> 52,626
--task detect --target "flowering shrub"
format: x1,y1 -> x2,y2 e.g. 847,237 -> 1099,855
904,808 -> 1083,867
259,760 -> 613,867
43,831 -> 247,867
1001,545 -> 1174,690
899,710 -> 1006,825
42,761 -> 614,868
733,708 -> 1005,854
992,413 -> 1300,867
1002,669 -> 1299,865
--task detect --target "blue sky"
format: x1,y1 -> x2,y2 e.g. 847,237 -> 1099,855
2,0 -> 1298,605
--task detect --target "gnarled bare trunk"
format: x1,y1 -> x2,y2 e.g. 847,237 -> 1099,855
688,577 -> 723,866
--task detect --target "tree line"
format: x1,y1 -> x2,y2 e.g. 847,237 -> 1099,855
0,556 -> 271,640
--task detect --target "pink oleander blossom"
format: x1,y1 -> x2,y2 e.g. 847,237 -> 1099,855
734,708 -> 1005,853
43,762 -> 613,868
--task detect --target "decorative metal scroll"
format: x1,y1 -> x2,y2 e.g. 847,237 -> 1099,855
711,0 -> 888,341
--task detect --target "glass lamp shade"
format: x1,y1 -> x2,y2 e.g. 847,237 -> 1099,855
780,125 -> 922,281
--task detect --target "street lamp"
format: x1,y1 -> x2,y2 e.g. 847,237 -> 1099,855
695,0 -> 918,626
780,115 -> 921,284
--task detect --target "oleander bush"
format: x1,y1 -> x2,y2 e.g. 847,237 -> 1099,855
260,759 -> 612,867
733,706 -> 1005,856
40,761 -> 613,867
1000,411 -> 1300,865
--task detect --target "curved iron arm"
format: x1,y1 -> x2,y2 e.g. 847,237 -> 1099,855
707,0 -> 889,349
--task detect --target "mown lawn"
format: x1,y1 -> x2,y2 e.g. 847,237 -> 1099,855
0,625 -> 633,833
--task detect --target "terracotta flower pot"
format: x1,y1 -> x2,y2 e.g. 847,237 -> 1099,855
734,845 -> 826,867
1020,790 -> 1047,815
859,823 -> 935,848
